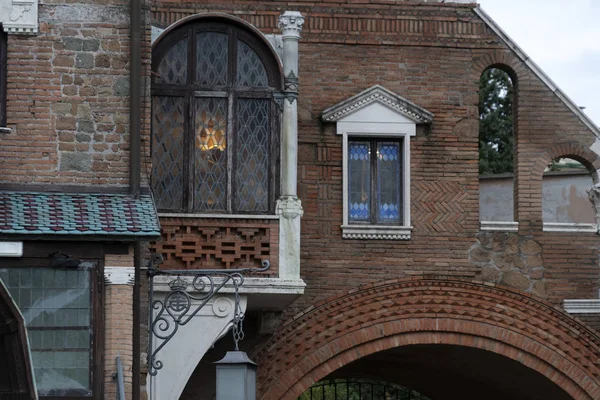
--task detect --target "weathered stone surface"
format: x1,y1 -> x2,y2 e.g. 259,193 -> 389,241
77,120 -> 95,133
469,245 -> 491,263
532,281 -> 547,298
520,239 -> 542,255
481,265 -> 501,283
501,270 -> 531,291
75,53 -> 94,69
76,133 -> 91,143
113,77 -> 129,96
60,152 -> 91,172
525,254 -> 543,268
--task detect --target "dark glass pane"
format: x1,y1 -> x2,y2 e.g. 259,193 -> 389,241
196,32 -> 228,86
152,96 -> 185,211
0,268 -> 91,395
348,141 -> 371,222
157,37 -> 188,85
235,99 -> 270,212
377,142 -> 401,223
237,40 -> 268,87
194,97 -> 228,212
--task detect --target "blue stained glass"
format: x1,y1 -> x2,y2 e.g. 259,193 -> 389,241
348,141 -> 371,222
377,142 -> 401,223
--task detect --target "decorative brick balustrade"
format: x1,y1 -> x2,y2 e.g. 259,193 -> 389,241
152,217 -> 278,275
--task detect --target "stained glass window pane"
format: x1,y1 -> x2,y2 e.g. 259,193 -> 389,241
235,99 -> 270,212
157,37 -> 188,85
237,40 -> 268,87
152,96 -> 185,211
0,267 -> 92,396
194,97 -> 228,212
348,141 -> 371,222
377,142 -> 401,223
196,32 -> 228,86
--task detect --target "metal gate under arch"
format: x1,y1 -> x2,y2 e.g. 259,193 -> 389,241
298,379 -> 432,400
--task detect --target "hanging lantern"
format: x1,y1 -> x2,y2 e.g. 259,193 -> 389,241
215,351 -> 257,400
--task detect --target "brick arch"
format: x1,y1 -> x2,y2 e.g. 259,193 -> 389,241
532,140 -> 600,183
471,50 -> 525,85
254,277 -> 600,400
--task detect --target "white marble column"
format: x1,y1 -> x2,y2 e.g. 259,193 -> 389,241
276,11 -> 304,279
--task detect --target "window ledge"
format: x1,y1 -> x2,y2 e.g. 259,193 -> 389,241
0,127 -> 11,134
543,222 -> 598,233
341,225 -> 412,240
158,212 -> 279,220
480,221 -> 518,232
564,299 -> 600,314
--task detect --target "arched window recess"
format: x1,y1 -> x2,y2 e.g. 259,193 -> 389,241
151,18 -> 283,214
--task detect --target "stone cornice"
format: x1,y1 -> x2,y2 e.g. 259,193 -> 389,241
321,85 -> 434,124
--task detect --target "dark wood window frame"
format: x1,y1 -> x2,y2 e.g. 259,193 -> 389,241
348,137 -> 404,225
0,251 -> 104,400
151,21 -> 282,214
0,28 -> 7,127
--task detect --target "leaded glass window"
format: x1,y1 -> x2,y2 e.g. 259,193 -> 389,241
348,139 -> 402,225
152,19 -> 281,214
0,265 -> 95,397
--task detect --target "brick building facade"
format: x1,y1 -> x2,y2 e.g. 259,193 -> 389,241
1,0 -> 600,399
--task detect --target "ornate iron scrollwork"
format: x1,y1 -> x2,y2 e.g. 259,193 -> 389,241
147,259 -> 270,376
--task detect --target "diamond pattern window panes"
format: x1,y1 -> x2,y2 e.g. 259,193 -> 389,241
194,97 -> 228,212
235,99 -> 270,212
157,38 -> 188,85
348,141 -> 371,222
196,32 -> 228,86
377,142 -> 401,223
0,267 -> 92,396
152,96 -> 185,211
237,40 -> 268,87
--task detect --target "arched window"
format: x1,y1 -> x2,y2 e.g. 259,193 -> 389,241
479,67 -> 516,225
151,18 -> 282,214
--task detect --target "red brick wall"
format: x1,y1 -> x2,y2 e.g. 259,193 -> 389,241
146,1 -> 600,398
145,3 -> 600,317
0,1 -> 152,186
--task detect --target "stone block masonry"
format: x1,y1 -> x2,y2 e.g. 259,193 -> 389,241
0,2 -> 141,186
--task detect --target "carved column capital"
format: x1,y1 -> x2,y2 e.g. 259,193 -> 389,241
587,183 -> 600,233
276,196 -> 304,220
278,11 -> 304,40
104,266 -> 134,286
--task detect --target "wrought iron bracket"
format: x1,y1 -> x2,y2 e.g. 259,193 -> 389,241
146,259 -> 270,377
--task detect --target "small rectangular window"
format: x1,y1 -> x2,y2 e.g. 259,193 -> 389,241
0,263 -> 97,398
348,139 -> 402,225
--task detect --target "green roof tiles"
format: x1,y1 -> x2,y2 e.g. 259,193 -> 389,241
0,191 -> 161,239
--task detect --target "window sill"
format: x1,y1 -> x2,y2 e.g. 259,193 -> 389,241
0,127 -> 11,134
564,299 -> 600,314
543,222 -> 597,233
480,221 -> 518,232
341,225 -> 412,240
480,221 -> 598,233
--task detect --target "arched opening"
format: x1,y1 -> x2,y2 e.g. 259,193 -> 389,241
478,67 -> 516,225
298,378 -> 431,400
256,278 -> 600,400
543,156 -> 596,227
300,345 -> 571,400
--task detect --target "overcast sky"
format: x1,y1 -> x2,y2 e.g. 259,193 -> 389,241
476,0 -> 600,127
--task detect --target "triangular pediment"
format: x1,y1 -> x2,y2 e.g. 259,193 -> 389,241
321,85 -> 433,124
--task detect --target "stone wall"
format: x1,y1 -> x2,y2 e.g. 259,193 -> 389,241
0,1 -> 152,186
